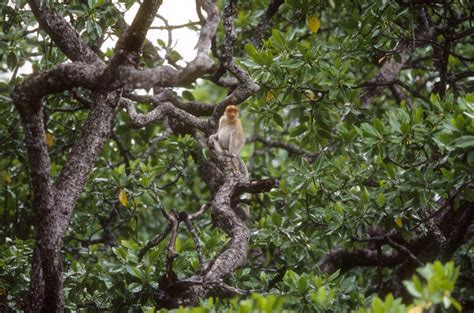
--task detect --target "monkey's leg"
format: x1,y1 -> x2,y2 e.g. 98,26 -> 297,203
229,133 -> 245,155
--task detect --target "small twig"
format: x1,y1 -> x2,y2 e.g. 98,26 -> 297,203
195,0 -> 206,24
166,211 -> 179,276
49,106 -> 88,113
251,0 -> 284,47
139,203 -> 209,260
189,203 -> 210,220
210,0 -> 260,122
448,70 -> 474,82
408,204 -> 447,232
184,217 -> 206,272
351,232 -> 422,266
238,178 -> 279,194
155,14 -> 181,69
251,134 -> 319,162
158,169 -> 185,190
110,130 -> 131,175
354,79 -> 430,104
385,236 -> 423,266
138,223 -> 172,259
150,21 -> 201,30
216,281 -> 250,296
70,89 -> 93,108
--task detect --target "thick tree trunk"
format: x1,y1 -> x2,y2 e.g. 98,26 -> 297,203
26,247 -> 44,312
15,92 -> 119,312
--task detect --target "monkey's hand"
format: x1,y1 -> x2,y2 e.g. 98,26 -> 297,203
208,134 -> 223,154
208,134 -> 217,143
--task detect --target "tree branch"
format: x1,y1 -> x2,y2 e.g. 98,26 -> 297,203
251,0 -> 285,47
27,0 -> 100,63
118,0 -> 219,89
123,96 -> 210,131
12,63 -> 103,114
211,0 -> 260,123
154,152 -> 278,308
109,0 -> 163,66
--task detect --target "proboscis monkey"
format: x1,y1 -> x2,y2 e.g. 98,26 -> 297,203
209,105 -> 248,177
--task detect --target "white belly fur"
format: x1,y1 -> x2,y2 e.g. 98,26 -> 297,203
217,125 -> 234,150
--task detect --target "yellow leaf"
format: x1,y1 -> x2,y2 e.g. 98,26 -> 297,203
408,305 -> 423,313
265,90 -> 274,101
378,56 -> 386,64
45,133 -> 54,148
307,15 -> 320,33
175,236 -> 182,253
119,190 -> 128,206
395,217 -> 403,227
2,170 -> 11,184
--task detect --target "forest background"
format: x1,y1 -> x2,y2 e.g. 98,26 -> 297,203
0,0 -> 473,312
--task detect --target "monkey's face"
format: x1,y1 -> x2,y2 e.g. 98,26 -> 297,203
226,106 -> 238,122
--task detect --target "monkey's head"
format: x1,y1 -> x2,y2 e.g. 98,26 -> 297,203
225,105 -> 239,122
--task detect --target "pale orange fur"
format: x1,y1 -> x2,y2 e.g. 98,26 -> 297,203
217,106 -> 245,154
209,105 -> 248,176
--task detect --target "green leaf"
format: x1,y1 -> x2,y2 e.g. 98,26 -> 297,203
112,247 -> 127,261
290,125 -> 307,137
412,275 -> 423,293
403,280 -> 422,298
400,122 -> 410,135
312,287 -> 327,306
270,29 -> 286,49
7,53 -> 17,71
244,43 -> 266,66
413,107 -> 423,123
451,114 -> 466,130
451,298 -> 462,312
453,135 -> 474,148
128,282 -> 142,293
371,297 -> 384,313
373,118 -> 384,135
126,266 -> 144,280
360,187 -> 370,203
273,113 -> 284,128
271,212 -> 282,227
360,123 -> 378,137
296,276 -> 308,293
440,168 -> 453,180
375,193 -> 385,207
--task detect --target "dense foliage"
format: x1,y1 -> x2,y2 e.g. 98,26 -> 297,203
0,0 -> 472,312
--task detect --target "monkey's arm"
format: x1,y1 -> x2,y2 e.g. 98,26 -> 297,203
209,133 -> 223,154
